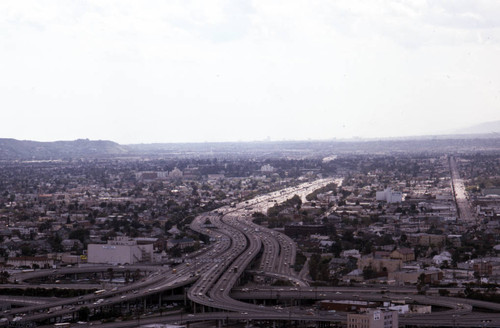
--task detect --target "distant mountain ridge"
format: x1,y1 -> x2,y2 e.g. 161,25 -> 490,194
2,126 -> 500,160
451,120 -> 500,135
0,138 -> 128,160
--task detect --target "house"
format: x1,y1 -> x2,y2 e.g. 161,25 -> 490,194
341,249 -> 361,259
61,239 -> 83,251
432,251 -> 452,266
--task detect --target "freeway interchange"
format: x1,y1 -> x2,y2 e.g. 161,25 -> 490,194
187,179 -> 333,314
4,178 -> 500,327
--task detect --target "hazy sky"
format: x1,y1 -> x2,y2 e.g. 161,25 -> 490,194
1,1 -> 500,144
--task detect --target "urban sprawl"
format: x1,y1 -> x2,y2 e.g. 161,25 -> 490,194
1,143 -> 500,327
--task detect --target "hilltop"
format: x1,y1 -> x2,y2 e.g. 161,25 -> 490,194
0,138 -> 128,160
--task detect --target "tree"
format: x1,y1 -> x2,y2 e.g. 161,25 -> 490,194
21,245 -> 34,256
287,195 -> 302,208
464,285 -> 474,298
417,273 -> 427,294
107,268 -> 114,282
123,269 -> 130,284
362,266 -> 377,280
309,254 -> 321,280
400,234 -> 408,245
0,271 -> 10,284
318,257 -> 331,281
474,271 -> 481,284
69,229 -> 90,244
438,289 -> 450,297
132,269 -> 141,282
48,234 -> 64,252
330,241 -> 342,257
342,230 -> 354,242
78,306 -> 90,321
451,250 -> 460,268
169,245 -> 182,258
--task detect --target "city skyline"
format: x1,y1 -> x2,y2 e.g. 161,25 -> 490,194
2,1 -> 500,144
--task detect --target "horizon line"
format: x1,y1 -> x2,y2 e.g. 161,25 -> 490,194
2,131 -> 500,145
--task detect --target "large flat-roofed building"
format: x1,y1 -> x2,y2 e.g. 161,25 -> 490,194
407,233 -> 446,247
358,255 -> 403,274
347,309 -> 398,328
87,237 -> 153,265
376,188 -> 403,203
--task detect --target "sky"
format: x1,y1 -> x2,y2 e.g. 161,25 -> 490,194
1,0 -> 500,144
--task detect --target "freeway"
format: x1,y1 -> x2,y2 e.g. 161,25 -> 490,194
187,179 -> 335,314
35,311 -> 346,328
0,296 -> 52,307
449,156 -> 476,223
11,265 -> 163,283
33,307 -> 500,328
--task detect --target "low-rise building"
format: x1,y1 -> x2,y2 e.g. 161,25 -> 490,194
390,248 -> 415,262
87,237 -> 153,265
407,233 -> 446,248
167,238 -> 196,250
7,256 -> 54,269
388,268 -> 442,284
347,309 -> 398,328
342,249 -> 361,259
358,255 -> 403,274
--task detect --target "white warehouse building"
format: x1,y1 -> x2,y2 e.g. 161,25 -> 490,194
87,237 -> 153,265
376,188 -> 403,203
